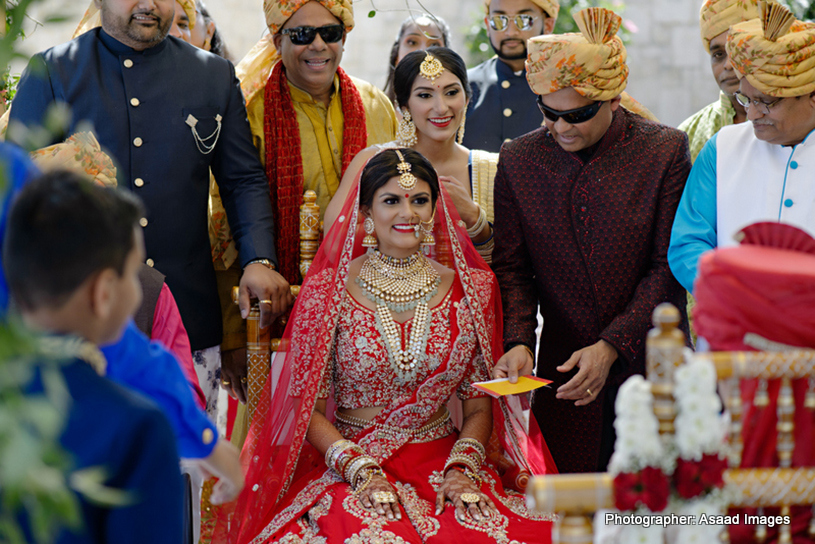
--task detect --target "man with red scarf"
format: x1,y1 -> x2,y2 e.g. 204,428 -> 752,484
222,0 -> 397,398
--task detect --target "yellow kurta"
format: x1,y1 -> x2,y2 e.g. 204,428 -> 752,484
245,71 -> 397,218
219,70 -> 396,351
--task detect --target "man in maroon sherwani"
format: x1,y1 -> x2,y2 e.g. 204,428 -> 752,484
492,8 -> 691,473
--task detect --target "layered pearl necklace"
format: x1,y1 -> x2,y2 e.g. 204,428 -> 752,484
356,249 -> 440,384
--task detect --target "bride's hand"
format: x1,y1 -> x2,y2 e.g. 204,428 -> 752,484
439,176 -> 479,228
435,469 -> 497,522
358,474 -> 402,521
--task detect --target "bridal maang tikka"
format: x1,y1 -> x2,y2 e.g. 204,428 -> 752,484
419,52 -> 444,83
395,149 -> 417,191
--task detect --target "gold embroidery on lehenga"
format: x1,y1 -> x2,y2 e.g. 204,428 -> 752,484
427,470 -> 531,544
272,517 -> 327,544
342,494 -> 408,544
344,528 -> 408,544
254,471 -> 342,543
393,482 -> 440,538
482,471 -> 558,522
272,494 -> 333,544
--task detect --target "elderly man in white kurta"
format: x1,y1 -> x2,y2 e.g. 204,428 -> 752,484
668,2 -> 815,293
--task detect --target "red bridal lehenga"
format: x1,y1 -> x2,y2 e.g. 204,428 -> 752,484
213,152 -> 557,544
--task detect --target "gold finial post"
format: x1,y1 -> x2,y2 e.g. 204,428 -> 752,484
299,190 -> 320,279
646,303 -> 686,434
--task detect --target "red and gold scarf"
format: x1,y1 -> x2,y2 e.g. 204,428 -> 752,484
263,61 -> 368,283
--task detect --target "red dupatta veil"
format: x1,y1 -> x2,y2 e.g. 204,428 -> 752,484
214,149 -> 555,543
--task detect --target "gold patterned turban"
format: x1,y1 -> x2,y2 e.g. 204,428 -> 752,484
74,0 -> 196,39
525,7 -> 628,100
727,1 -> 815,97
30,132 -> 118,188
699,0 -> 760,52
264,0 -> 354,35
485,0 -> 560,20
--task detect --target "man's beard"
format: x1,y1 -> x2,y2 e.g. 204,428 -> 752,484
100,10 -> 172,49
490,39 -> 527,62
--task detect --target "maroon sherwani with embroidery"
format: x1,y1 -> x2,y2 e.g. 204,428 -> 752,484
492,108 -> 691,473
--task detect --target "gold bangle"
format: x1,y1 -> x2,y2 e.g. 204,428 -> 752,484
516,344 -> 534,361
466,206 -> 488,238
453,438 -> 486,456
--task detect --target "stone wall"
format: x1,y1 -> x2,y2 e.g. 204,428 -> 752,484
15,0 -> 720,128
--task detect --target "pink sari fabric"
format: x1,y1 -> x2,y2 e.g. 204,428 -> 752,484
213,151 -> 556,543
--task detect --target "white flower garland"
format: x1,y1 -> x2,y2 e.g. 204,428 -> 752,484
608,375 -> 666,475
674,355 -> 729,542
603,356 -> 730,544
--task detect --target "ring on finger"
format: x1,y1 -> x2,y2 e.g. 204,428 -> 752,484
241,376 -> 248,383
222,380 -> 231,386
460,492 -> 480,505
258,299 -> 273,305
372,491 -> 397,503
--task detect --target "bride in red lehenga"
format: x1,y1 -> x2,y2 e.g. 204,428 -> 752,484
213,148 -> 556,543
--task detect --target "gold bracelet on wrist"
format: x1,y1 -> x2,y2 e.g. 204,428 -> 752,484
325,439 -> 354,467
353,466 -> 384,495
453,438 -> 486,461
517,344 -> 534,361
466,205 -> 488,238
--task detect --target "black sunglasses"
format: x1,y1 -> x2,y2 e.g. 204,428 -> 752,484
281,24 -> 345,46
537,96 -> 605,124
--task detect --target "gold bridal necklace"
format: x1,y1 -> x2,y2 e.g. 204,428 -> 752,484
356,249 -> 440,384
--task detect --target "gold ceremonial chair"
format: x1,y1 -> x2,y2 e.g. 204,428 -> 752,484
526,305 -> 815,544
229,190 -> 321,442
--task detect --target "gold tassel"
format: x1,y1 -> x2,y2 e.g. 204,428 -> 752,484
805,378 -> 815,410
754,379 -> 770,408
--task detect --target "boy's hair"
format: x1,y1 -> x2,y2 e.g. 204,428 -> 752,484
3,169 -> 144,311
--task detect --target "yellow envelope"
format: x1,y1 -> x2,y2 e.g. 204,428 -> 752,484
471,376 -> 552,398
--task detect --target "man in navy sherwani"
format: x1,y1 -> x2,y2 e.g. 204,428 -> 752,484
7,0 -> 291,383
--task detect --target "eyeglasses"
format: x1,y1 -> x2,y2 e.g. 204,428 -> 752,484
733,92 -> 783,115
280,24 -> 345,46
537,96 -> 605,124
488,14 -> 539,32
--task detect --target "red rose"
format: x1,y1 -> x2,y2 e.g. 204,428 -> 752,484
613,472 -> 643,511
614,467 -> 669,512
674,458 -> 705,499
698,454 -> 727,489
640,466 -> 670,512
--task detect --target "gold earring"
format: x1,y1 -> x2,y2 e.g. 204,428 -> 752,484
397,109 -> 418,147
457,108 -> 467,145
418,212 -> 436,251
362,217 -> 377,249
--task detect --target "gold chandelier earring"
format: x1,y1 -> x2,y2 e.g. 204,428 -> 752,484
457,108 -> 467,145
397,108 -> 418,147
362,216 -> 377,250
415,212 -> 436,252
